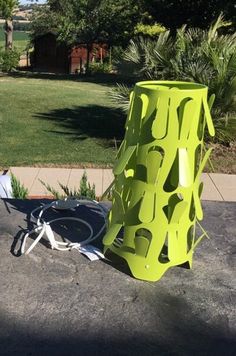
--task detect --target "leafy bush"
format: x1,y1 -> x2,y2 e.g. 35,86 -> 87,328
11,174 -> 28,199
134,23 -> 166,38
111,15 -> 236,144
89,62 -> 112,74
0,48 -> 20,72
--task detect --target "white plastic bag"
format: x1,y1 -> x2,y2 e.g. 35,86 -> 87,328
0,175 -> 13,198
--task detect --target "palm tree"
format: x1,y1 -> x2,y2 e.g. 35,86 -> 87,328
111,15 -> 236,143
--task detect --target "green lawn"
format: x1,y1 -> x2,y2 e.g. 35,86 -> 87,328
0,75 -> 125,168
0,30 -> 30,52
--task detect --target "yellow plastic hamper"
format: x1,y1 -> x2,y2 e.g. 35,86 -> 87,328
103,81 -> 215,281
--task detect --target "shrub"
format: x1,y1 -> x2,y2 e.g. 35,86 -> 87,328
109,83 -> 131,112
40,170 -> 96,200
79,171 -> 96,199
0,48 -> 20,72
11,174 -> 28,199
89,62 -> 112,74
111,15 -> 236,144
134,23 -> 166,38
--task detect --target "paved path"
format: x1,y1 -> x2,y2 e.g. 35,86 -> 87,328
4,167 -> 236,201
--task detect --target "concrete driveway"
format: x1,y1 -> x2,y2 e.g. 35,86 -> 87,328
0,199 -> 235,356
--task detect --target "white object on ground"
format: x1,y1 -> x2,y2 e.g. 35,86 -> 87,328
0,175 -> 13,198
21,197 -> 108,259
75,245 -> 105,261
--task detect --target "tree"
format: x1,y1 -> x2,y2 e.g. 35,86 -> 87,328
30,3 -> 58,38
31,0 -> 142,73
55,0 -> 141,72
0,0 -> 19,49
138,0 -> 236,31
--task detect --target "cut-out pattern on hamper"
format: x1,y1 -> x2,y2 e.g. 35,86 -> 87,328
103,81 -> 215,281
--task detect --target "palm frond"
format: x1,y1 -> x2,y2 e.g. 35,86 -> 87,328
109,83 -> 131,112
111,17 -> 236,144
207,13 -> 232,44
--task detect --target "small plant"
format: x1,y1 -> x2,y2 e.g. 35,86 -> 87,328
0,48 -> 20,72
56,183 -> 81,198
101,184 -> 114,202
39,179 -> 62,199
89,62 -> 112,74
79,171 -> 96,199
40,170 -> 96,200
11,174 -> 28,199
134,23 -> 166,38
109,83 -> 132,112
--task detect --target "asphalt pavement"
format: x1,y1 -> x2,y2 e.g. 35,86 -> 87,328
0,198 -> 235,356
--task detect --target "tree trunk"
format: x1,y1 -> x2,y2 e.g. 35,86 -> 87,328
4,19 -> 13,50
86,44 -> 92,74
100,47 -> 103,64
109,47 -> 112,67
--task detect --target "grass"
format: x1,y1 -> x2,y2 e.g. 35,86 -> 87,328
0,74 -> 125,168
0,72 -> 235,173
0,29 -> 30,53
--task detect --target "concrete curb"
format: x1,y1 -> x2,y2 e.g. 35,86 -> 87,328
5,167 -> 236,201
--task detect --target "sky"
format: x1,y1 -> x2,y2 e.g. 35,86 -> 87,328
20,1 -> 46,4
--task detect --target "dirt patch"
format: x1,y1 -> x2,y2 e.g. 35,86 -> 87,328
205,143 -> 236,174
0,162 -> 113,171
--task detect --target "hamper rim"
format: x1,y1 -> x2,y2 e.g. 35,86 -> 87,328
135,80 -> 207,91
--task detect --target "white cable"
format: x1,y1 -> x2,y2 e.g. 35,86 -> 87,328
21,198 -> 108,255
21,224 -> 46,255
